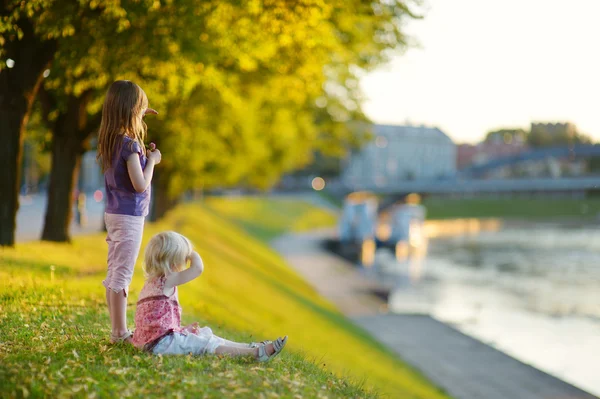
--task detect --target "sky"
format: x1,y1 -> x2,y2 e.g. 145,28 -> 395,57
359,0 -> 600,144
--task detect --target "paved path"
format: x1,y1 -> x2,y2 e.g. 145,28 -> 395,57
272,230 -> 598,399
272,229 -> 385,317
356,314 -> 597,399
16,194 -> 105,242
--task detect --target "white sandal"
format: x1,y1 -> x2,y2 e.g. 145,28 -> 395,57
249,340 -> 272,348
110,330 -> 133,344
256,336 -> 287,362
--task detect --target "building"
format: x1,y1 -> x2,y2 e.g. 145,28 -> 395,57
457,140 -> 528,170
341,124 -> 456,188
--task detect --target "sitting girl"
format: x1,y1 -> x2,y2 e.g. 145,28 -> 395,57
132,231 -> 287,361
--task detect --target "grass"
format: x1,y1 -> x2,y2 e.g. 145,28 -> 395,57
0,285 -> 363,399
203,197 -> 339,241
303,189 -> 598,221
423,197 -> 600,220
0,198 -> 448,399
316,190 -> 344,209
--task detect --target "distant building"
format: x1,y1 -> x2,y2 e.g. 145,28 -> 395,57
456,144 -> 479,170
457,140 -> 528,170
342,124 -> 456,188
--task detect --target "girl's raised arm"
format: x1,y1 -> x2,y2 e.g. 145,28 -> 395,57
164,252 -> 204,294
127,149 -> 161,193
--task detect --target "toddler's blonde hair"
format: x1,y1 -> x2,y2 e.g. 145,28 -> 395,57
143,231 -> 193,279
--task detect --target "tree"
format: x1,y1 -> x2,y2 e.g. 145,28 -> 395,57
37,0 -> 333,235
527,122 -> 592,148
146,0 -> 421,218
3,0 -> 420,243
485,128 -> 527,144
0,0 -> 130,246
290,152 -> 344,179
36,1 -> 197,241
0,11 -> 54,246
35,0 -> 224,241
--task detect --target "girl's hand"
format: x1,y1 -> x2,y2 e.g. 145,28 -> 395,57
184,322 -> 200,334
189,251 -> 201,264
143,108 -> 158,117
147,148 -> 162,164
164,250 -> 204,290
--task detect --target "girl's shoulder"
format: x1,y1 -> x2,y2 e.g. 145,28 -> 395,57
120,135 -> 137,150
139,275 -> 167,298
148,275 -> 166,288
119,136 -> 143,159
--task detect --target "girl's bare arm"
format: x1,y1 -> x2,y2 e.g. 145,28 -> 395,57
126,149 -> 161,193
164,252 -> 204,293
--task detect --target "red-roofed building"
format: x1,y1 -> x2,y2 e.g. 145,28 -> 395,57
457,136 -> 529,170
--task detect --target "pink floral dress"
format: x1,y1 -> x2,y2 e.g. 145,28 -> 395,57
132,275 -> 222,354
132,276 -> 184,350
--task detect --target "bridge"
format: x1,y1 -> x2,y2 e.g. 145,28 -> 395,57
331,144 -> 600,196
333,176 -> 600,196
459,144 -> 600,178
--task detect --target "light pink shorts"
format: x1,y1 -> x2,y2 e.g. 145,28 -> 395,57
103,213 -> 145,296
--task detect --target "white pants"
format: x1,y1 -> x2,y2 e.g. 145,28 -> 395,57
152,329 -> 224,355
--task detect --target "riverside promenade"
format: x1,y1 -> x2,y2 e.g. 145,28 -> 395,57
272,229 -> 598,399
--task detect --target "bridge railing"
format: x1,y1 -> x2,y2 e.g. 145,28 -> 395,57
338,176 -> 600,195
459,144 -> 600,178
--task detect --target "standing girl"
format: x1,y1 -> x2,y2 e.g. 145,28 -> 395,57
132,231 -> 288,361
97,80 -> 161,343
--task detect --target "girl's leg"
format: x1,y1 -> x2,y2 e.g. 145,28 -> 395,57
211,334 -> 277,351
216,337 -> 251,349
154,334 -> 260,357
214,342 -> 276,357
104,217 -> 116,335
109,288 -> 130,339
105,287 -> 113,326
104,214 -> 144,341
214,345 -> 257,357
153,333 -> 280,358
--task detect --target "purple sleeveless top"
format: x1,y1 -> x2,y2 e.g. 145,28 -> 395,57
104,135 -> 151,217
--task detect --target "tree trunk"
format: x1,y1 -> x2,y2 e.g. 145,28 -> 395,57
0,18 -> 56,246
40,135 -> 84,241
41,93 -> 94,242
149,170 -> 178,222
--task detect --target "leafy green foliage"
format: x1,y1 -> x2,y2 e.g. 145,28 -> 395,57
484,128 -> 527,144
485,125 -> 593,148
4,0 -> 422,222
527,123 -> 592,148
0,0 -> 130,62
143,1 -> 421,196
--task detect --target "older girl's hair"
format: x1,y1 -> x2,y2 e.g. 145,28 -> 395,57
143,231 -> 193,279
96,80 -> 148,172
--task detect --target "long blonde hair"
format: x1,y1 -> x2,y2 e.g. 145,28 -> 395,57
143,232 -> 193,280
97,80 -> 148,172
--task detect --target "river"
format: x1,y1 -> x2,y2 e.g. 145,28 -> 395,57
381,222 -> 600,396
